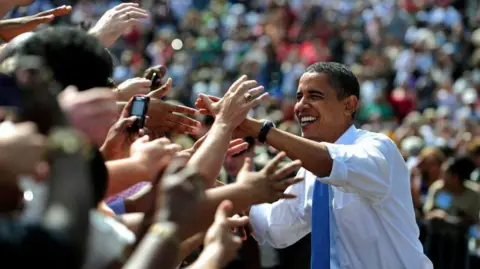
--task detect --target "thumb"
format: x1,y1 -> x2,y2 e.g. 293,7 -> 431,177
215,200 -> 233,223
199,94 -> 214,111
121,97 -> 134,118
149,77 -> 172,99
240,157 -> 253,172
118,116 -> 137,129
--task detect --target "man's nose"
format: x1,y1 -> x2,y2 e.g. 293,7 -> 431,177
295,97 -> 309,112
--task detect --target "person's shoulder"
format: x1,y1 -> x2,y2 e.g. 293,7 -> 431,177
356,128 -> 399,152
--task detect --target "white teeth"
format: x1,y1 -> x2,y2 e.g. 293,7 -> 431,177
300,116 -> 318,125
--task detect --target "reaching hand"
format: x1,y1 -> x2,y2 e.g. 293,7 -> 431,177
130,135 -> 182,178
237,152 -> 303,204
100,98 -> 142,161
197,75 -> 268,130
156,160 -> 206,239
144,78 -> 200,137
0,5 -> 72,41
114,77 -> 152,101
143,65 -> 167,90
177,133 -> 249,160
0,122 -> 46,176
58,86 -> 118,147
201,200 -> 246,268
89,3 -> 148,48
195,94 -> 219,116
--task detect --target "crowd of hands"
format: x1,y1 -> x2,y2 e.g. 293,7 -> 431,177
0,2 -> 304,269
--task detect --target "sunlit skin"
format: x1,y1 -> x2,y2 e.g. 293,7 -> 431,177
294,72 -> 358,143
0,0 -> 37,18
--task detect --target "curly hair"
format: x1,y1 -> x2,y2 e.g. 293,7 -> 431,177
17,26 -> 113,91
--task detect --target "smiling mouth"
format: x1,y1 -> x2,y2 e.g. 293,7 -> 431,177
299,116 -> 318,126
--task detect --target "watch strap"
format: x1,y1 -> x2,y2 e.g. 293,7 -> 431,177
258,120 -> 275,143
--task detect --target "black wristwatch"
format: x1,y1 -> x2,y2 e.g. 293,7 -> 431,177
258,120 -> 275,143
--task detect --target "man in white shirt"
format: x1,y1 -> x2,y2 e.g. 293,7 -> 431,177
202,62 -> 433,269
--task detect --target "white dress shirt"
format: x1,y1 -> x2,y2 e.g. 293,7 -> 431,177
250,125 -> 433,269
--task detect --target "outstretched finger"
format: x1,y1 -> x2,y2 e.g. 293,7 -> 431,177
165,112 -> 200,128
120,97 -> 135,118
117,116 -> 137,130
215,200 -> 234,223
228,75 -> 248,93
27,15 -> 55,25
274,177 -> 304,191
148,78 -> 172,99
36,5 -> 72,17
168,103 -> 199,117
227,215 -> 249,228
235,80 -> 258,94
248,92 -> 270,109
246,86 -> 264,98
263,151 -> 286,175
227,142 -> 249,157
271,160 -> 302,181
114,2 -> 139,11
240,157 -> 253,172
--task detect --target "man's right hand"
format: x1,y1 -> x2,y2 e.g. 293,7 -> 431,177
197,75 -> 268,131
237,152 -> 303,204
0,122 -> 46,176
194,94 -> 252,139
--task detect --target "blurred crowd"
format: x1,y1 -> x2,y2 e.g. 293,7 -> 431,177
1,0 -> 480,269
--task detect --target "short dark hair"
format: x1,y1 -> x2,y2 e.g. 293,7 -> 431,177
17,26 -> 113,91
445,157 -> 476,182
305,62 -> 360,100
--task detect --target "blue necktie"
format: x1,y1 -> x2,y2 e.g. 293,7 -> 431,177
311,179 -> 330,269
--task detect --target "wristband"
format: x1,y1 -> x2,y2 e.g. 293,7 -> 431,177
258,120 -> 275,143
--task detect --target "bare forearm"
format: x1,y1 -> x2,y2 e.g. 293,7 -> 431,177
188,122 -> 234,187
179,183 -> 255,240
242,118 -> 333,177
123,234 -> 179,269
106,158 -> 150,197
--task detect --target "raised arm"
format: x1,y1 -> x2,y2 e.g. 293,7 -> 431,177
187,76 -> 265,187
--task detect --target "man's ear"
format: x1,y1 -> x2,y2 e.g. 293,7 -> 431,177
344,95 -> 358,117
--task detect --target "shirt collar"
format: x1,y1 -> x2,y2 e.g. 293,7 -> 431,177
334,124 -> 357,145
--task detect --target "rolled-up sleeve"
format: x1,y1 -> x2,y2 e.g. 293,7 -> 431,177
318,135 -> 394,204
249,169 -> 312,249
